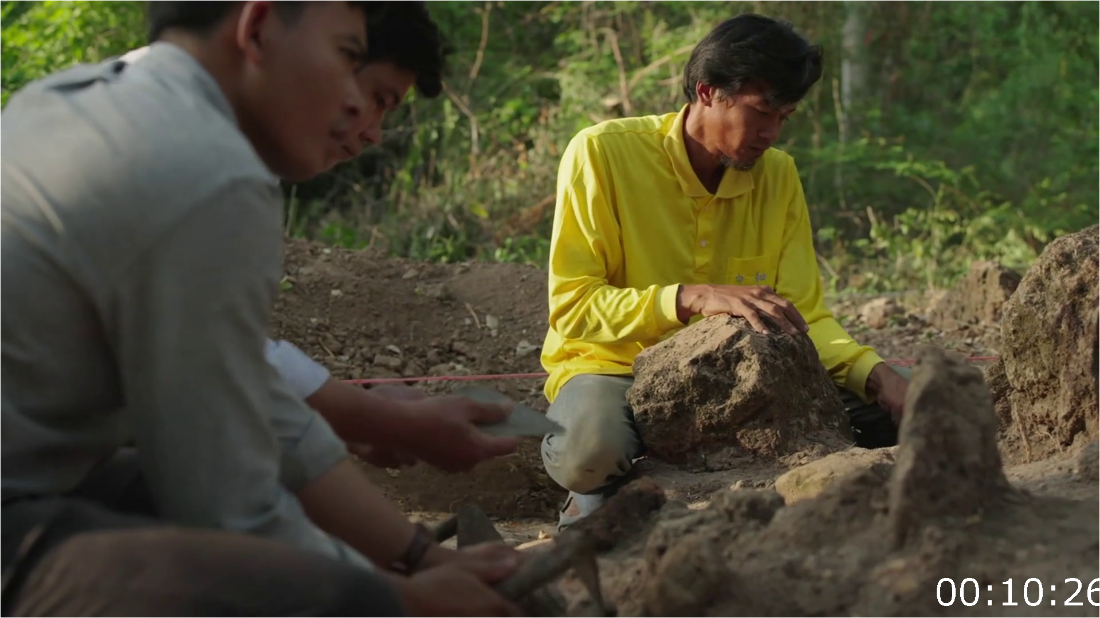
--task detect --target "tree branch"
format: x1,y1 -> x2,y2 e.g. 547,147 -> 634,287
465,1 -> 493,97
442,81 -> 480,176
601,27 -> 631,115
627,44 -> 695,92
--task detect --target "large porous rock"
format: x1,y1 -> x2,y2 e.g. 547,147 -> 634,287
641,489 -> 782,616
1075,441 -> 1098,483
926,260 -> 1022,328
627,315 -> 851,465
642,532 -> 737,616
985,357 -> 1032,464
888,346 -> 1013,546
774,447 -> 896,505
999,225 -> 1099,460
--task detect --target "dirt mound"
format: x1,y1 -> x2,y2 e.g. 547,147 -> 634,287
830,293 -> 1002,370
927,260 -> 1022,328
627,315 -> 851,466
567,346 -> 1098,617
993,225 -> 1099,464
270,237 -> 560,518
272,238 -> 549,385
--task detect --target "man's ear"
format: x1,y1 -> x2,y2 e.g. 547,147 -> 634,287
235,1 -> 277,64
696,82 -> 717,107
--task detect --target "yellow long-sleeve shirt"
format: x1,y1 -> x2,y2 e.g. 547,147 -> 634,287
540,104 -> 885,404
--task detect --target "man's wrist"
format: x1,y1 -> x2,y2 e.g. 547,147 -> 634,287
674,284 -> 697,324
390,522 -> 436,574
865,362 -> 889,399
417,543 -> 457,571
352,387 -> 421,443
310,380 -> 424,451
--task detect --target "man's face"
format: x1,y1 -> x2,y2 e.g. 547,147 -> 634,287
700,82 -> 796,172
233,2 -> 377,182
330,61 -> 418,167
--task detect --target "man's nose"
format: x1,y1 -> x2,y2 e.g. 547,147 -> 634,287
343,81 -> 368,120
359,121 -> 383,147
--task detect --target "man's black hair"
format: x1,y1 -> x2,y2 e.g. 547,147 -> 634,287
145,1 -> 444,99
363,2 -> 445,99
145,2 -> 382,46
682,14 -> 824,108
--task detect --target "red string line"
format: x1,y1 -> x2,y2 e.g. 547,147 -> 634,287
343,355 -> 1001,385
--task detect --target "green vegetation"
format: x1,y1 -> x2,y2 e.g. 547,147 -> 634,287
4,1 -> 1096,294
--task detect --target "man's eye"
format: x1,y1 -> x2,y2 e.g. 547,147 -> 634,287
341,48 -> 367,69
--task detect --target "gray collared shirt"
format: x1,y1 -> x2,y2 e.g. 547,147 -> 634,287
1,42 -> 371,571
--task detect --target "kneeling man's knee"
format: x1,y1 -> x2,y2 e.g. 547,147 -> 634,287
541,375 -> 640,494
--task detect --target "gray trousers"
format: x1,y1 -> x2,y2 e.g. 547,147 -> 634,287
1,450 -> 405,616
541,368 -> 910,496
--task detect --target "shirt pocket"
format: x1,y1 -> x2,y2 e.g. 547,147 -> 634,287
725,254 -> 781,287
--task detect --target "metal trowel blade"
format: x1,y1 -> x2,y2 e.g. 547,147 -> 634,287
454,385 -> 566,438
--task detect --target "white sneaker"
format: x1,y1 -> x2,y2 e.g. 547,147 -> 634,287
557,491 -> 606,532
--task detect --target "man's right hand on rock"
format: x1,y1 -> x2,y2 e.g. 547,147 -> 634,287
675,283 -> 810,336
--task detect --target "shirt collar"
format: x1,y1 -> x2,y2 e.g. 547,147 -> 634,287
662,103 -> 755,200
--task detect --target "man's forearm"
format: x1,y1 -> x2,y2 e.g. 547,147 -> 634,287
548,280 -> 683,345
305,377 -> 416,447
297,457 -> 450,570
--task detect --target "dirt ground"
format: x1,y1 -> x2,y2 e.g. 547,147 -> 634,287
270,237 -> 1098,615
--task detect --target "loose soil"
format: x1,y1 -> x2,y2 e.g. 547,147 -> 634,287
271,236 -> 1098,614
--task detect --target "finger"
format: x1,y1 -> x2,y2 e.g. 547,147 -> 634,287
373,385 -> 428,402
769,295 -> 810,333
461,542 -> 522,563
734,301 -> 770,332
457,553 -> 521,584
475,434 -> 520,459
461,401 -> 514,424
733,300 -> 771,335
752,298 -> 800,335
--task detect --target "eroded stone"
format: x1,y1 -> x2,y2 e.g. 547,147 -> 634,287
888,346 -> 1012,545
628,315 -> 851,464
999,225 -> 1099,459
775,447 -> 896,504
927,260 -> 1022,328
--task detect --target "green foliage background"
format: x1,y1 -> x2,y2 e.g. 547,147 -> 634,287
4,1 -> 1097,295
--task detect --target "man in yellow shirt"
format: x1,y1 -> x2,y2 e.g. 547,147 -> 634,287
539,14 -> 910,529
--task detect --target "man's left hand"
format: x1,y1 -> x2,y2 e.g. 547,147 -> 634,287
867,363 -> 909,424
370,384 -> 429,402
419,540 -> 528,574
351,385 -> 429,468
349,443 -> 419,469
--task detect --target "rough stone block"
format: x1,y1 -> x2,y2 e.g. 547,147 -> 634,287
927,260 -> 1022,327
775,447 -> 896,504
888,346 -> 1012,545
1000,225 -> 1099,458
628,315 -> 851,464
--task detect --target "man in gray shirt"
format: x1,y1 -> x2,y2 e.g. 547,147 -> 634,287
1,2 -> 521,615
